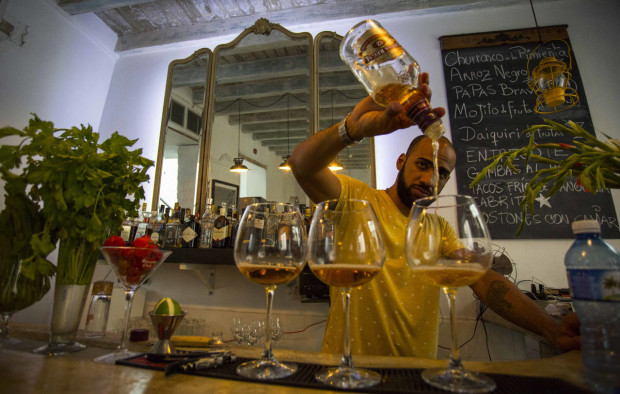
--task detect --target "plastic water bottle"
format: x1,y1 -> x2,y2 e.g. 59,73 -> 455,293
564,220 -> 620,393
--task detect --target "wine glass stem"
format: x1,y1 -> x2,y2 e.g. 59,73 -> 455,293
444,287 -> 464,370
119,288 -> 135,352
261,284 -> 276,361
341,287 -> 354,369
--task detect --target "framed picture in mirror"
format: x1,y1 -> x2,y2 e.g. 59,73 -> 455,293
212,179 -> 239,211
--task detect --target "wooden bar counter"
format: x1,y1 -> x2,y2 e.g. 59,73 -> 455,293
1,323 -> 588,393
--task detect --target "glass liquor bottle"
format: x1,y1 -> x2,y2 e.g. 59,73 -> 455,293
120,215 -> 134,245
340,19 -> 445,140
174,208 -> 187,248
227,205 -> 239,248
304,207 -> 312,234
212,205 -> 230,248
134,203 -> 149,239
199,199 -> 215,249
164,207 -> 171,223
164,202 -> 181,247
181,213 -> 201,248
264,203 -> 280,247
151,204 -> 166,246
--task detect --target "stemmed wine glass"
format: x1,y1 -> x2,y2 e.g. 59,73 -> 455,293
405,195 -> 495,393
307,199 -> 386,389
234,202 -> 307,379
94,246 -> 172,364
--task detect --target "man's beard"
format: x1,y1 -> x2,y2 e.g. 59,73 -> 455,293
396,166 -> 415,208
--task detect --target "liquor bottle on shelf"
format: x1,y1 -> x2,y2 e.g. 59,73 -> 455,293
146,208 -> 156,236
277,210 -> 292,252
135,203 -> 150,239
181,213 -> 201,248
164,202 -> 181,248
227,205 -> 239,248
164,207 -> 171,223
304,207 -> 312,234
120,215 -> 134,245
151,204 -> 166,246
340,19 -> 445,140
265,203 -> 279,246
212,205 -> 230,248
199,199 -> 215,249
174,208 -> 187,247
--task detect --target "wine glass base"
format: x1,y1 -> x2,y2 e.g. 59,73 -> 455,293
315,366 -> 381,389
94,349 -> 140,364
236,358 -> 297,380
32,341 -> 87,356
421,367 -> 496,393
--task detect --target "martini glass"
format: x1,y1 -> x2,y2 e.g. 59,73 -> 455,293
405,195 -> 495,393
94,246 -> 172,364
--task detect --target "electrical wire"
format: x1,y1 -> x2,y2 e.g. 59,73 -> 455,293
282,319 -> 326,335
437,294 -> 492,361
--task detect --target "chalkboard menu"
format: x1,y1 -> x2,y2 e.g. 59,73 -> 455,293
440,26 -> 619,239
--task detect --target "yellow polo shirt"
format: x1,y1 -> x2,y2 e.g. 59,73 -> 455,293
320,175 -> 454,358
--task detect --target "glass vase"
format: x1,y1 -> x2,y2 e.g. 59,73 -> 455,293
33,238 -> 99,356
0,257 -> 52,347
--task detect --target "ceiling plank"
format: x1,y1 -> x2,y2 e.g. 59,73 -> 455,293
58,0 -> 156,15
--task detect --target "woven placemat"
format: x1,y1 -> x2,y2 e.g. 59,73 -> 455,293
117,354 -> 588,393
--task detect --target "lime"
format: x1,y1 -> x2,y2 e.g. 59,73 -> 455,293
153,297 -> 182,315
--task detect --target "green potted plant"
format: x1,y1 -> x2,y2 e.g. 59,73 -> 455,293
0,114 -> 153,354
470,119 -> 620,235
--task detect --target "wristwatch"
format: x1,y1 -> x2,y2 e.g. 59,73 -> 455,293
338,113 -> 363,145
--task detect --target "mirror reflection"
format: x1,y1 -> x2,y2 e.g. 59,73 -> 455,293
152,21 -> 378,217
205,21 -> 313,213
154,49 -> 212,215
316,32 -> 375,187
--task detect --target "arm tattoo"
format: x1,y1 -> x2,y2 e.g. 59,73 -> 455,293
485,280 -> 512,314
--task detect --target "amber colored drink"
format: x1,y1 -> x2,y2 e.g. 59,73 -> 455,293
311,264 -> 381,288
374,83 -> 443,142
237,263 -> 302,285
374,83 -> 417,107
412,264 -> 486,288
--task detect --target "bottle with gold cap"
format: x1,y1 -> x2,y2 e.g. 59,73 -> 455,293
340,19 -> 445,140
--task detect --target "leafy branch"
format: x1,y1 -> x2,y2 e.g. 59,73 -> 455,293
0,114 -> 154,284
470,119 -> 620,235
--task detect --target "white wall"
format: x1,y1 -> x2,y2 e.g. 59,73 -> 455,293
3,0 -> 620,356
0,0 -> 116,131
0,0 -> 117,324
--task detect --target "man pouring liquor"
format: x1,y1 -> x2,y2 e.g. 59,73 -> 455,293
288,72 -> 580,358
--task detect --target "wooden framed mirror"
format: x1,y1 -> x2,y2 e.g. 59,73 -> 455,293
200,18 -> 314,215
152,48 -> 213,215
152,22 -> 379,217
314,31 -> 376,187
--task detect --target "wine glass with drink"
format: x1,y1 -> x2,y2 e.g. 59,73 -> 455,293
94,246 -> 172,364
405,194 -> 495,392
307,199 -> 386,389
234,202 -> 307,379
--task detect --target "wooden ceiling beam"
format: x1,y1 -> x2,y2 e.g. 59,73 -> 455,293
58,0 -> 155,15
